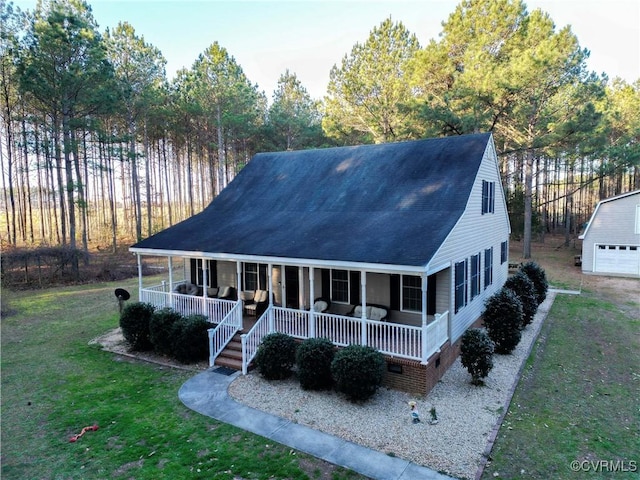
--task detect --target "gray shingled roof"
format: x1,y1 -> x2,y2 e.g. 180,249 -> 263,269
131,133 -> 492,267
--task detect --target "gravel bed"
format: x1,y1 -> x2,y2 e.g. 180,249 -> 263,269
228,294 -> 554,480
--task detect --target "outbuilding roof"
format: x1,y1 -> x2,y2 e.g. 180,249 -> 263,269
131,133 -> 493,268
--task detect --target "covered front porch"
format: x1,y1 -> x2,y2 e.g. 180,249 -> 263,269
135,255 -> 451,374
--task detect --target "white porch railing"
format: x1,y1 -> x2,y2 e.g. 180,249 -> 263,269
139,283 -> 235,321
242,306 -> 451,371
423,310 -> 449,363
208,301 -> 243,367
241,309 -> 272,375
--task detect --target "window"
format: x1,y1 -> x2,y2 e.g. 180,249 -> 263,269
501,240 -> 508,264
482,180 -> 495,214
244,263 -> 258,291
470,254 -> 481,300
455,260 -> 468,313
636,205 -> 640,234
331,269 -> 349,303
484,247 -> 493,289
191,259 -> 216,287
402,275 -> 422,312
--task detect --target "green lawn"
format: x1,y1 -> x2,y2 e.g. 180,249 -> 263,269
1,279 -> 363,480
481,290 -> 640,479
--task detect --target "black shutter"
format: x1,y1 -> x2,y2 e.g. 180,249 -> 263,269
259,264 -> 268,290
427,274 -> 437,316
321,269 -> 330,298
208,260 -> 218,287
350,271 -> 361,305
190,259 -> 198,285
390,274 -> 400,310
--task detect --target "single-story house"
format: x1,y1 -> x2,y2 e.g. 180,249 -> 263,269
579,189 -> 640,277
130,132 -> 511,394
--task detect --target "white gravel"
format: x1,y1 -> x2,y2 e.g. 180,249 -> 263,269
228,293 -> 554,480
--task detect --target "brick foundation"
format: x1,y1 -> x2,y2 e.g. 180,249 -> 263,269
382,317 -> 484,395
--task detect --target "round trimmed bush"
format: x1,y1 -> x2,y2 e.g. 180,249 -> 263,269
520,261 -> 548,304
254,333 -> 298,380
171,314 -> 210,363
150,308 -> 183,355
119,302 -> 155,351
296,337 -> 336,390
460,328 -> 495,385
331,345 -> 384,402
504,271 -> 538,327
482,288 -> 523,354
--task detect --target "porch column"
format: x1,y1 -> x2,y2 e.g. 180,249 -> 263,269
298,267 -> 304,310
236,261 -> 242,298
202,263 -> 208,296
360,271 -> 367,346
421,273 -> 429,364
168,257 -> 174,291
137,254 -> 143,301
168,257 -> 174,308
309,267 -> 316,338
202,262 -> 208,316
268,263 -> 275,332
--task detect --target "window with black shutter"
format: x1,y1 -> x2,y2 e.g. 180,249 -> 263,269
455,260 -> 468,313
484,247 -> 493,289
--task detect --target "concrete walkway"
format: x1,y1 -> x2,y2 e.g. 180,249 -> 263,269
179,369 -> 454,480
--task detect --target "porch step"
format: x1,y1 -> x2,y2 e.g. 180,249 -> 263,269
213,332 -> 253,372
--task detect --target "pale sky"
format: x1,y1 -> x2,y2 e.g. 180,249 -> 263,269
13,0 -> 640,100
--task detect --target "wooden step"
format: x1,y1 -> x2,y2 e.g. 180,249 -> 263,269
212,332 -> 245,371
214,356 -> 243,370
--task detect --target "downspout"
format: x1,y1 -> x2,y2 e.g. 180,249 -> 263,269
360,271 -> 367,346
309,267 -> 316,338
421,273 -> 429,364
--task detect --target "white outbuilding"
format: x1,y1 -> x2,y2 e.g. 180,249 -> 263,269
579,189 -> 640,277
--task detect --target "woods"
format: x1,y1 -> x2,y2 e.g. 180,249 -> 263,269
1,0 -> 638,263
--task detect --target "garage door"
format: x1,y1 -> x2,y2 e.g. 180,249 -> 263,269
595,245 -> 640,276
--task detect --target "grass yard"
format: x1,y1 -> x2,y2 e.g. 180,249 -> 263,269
0,278 -> 364,480
481,238 -> 640,479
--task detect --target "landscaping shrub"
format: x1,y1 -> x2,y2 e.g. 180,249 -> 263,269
119,302 -> 155,351
254,333 -> 298,380
504,271 -> 538,327
460,328 -> 495,385
482,288 -> 523,354
331,345 -> 384,402
296,337 -> 335,390
170,314 -> 211,363
149,308 -> 184,355
520,261 -> 549,304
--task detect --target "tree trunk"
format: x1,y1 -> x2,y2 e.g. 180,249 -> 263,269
71,127 -> 89,257
128,115 -> 142,242
62,109 -> 78,277
523,149 -> 534,259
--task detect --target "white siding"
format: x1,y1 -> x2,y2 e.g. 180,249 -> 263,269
429,140 -> 510,342
581,191 -> 640,276
217,260 -> 237,288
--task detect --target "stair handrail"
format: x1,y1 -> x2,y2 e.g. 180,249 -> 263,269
240,306 -> 272,375
208,301 -> 242,367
